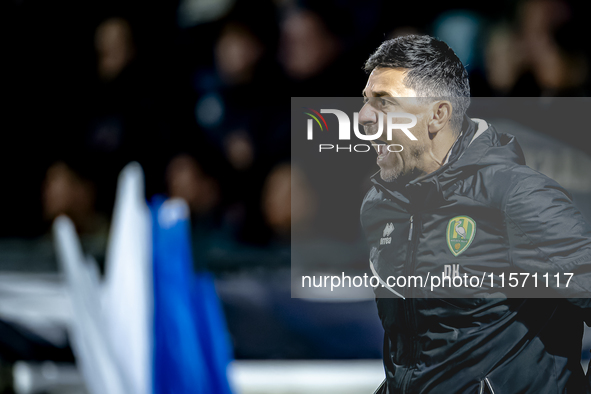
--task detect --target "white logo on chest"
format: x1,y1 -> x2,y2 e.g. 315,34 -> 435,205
380,223 -> 394,245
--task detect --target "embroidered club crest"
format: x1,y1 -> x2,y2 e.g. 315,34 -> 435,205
446,216 -> 476,256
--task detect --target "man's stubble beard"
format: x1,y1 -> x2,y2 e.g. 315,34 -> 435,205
380,143 -> 425,184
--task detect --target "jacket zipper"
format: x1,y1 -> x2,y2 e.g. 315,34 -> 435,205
404,215 -> 414,298
478,377 -> 495,394
402,215 -> 420,393
484,377 -> 495,394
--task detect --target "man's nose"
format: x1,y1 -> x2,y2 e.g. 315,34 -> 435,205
358,103 -> 377,128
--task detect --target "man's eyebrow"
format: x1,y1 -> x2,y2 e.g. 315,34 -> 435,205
362,89 -> 396,98
362,89 -> 401,106
372,90 -> 394,97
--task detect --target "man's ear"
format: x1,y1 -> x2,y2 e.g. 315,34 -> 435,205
428,100 -> 453,136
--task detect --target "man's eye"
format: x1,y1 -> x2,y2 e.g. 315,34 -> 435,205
375,98 -> 389,107
363,97 -> 389,107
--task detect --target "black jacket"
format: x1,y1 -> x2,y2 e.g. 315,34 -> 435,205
361,117 -> 591,393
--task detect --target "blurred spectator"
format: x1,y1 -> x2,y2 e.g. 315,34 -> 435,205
432,10 -> 492,96
262,163 -> 317,239
194,19 -> 266,172
485,0 -> 589,96
261,163 -> 292,237
433,11 -> 484,70
192,3 -> 284,166
95,17 -> 136,82
164,153 -> 237,272
166,154 -> 220,216
223,130 -> 255,171
485,23 -> 522,95
183,2 -> 289,248
42,162 -> 108,237
277,0 -> 385,97
279,9 -> 342,82
518,0 -> 588,96
215,22 -> 265,86
84,15 -> 172,205
278,6 -> 355,97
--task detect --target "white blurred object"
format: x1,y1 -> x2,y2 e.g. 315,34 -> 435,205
13,361 -> 88,394
53,218 -> 129,394
53,162 -> 152,394
229,360 -> 385,394
0,273 -> 70,346
11,357 -> 591,394
12,359 -> 383,394
101,162 -> 152,394
177,0 -> 235,28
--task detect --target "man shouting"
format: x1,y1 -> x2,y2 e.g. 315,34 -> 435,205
359,35 -> 591,393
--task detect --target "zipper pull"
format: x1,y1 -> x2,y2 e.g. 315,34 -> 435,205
408,215 -> 414,241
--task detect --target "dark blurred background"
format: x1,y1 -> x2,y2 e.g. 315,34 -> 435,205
1,0 -> 591,390
3,0 -> 591,240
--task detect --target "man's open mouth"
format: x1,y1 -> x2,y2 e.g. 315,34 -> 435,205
373,139 -> 389,159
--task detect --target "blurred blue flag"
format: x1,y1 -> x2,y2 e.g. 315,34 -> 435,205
151,196 -> 234,394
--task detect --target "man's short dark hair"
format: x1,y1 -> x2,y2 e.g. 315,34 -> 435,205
364,34 -> 470,133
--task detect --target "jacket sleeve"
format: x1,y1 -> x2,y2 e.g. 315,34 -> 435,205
505,174 -> 591,321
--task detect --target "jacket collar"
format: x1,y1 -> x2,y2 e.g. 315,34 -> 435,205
369,116 -> 485,211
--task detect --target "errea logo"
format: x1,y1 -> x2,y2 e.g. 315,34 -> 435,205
380,223 -> 394,245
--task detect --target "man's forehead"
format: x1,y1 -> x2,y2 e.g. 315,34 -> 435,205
363,67 -> 416,97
